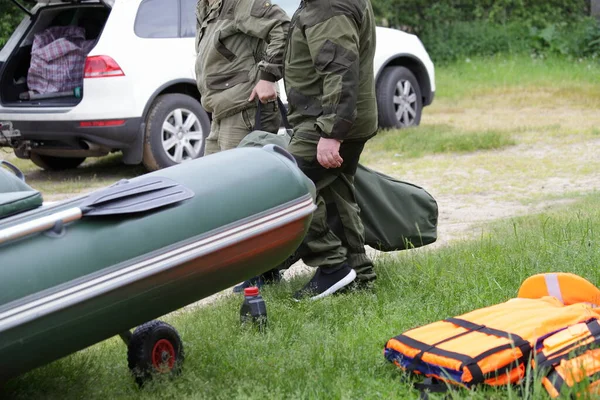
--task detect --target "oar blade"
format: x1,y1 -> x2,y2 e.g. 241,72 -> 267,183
82,176 -> 194,216
83,177 -> 180,208
85,184 -> 194,216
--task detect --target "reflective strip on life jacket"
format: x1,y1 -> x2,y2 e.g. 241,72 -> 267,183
544,274 -> 564,304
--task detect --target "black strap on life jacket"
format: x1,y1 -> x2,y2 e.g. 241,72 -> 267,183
414,378 -> 451,400
393,333 -> 482,380
546,369 -> 566,396
535,319 -> 600,369
446,318 -> 533,381
395,316 -> 532,394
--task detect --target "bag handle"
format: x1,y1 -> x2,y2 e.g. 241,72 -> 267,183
255,98 -> 292,132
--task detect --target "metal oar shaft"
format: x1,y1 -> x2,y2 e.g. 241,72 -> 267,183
0,208 -> 83,245
0,177 -> 194,246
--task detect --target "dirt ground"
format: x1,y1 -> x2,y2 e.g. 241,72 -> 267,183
415,138 -> 600,248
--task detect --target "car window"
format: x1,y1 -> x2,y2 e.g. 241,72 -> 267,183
135,0 -> 179,38
180,0 -> 197,37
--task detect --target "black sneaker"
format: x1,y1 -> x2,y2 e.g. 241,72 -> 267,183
293,264 -> 356,301
232,269 -> 281,293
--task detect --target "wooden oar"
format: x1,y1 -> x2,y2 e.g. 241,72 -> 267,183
0,176 -> 194,245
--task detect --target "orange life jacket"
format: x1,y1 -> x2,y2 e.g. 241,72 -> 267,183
385,296 -> 600,389
533,319 -> 600,398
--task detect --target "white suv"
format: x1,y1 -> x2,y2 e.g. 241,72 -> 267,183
0,0 -> 435,171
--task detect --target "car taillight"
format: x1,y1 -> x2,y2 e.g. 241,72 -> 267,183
84,56 -> 125,78
79,120 -> 126,127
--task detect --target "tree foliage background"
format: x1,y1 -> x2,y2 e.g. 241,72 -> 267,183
1,0 -> 36,48
372,0 -> 591,29
1,0 -> 599,62
371,0 -> 599,62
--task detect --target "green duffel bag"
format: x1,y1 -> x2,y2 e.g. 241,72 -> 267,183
239,131 -> 438,251
354,164 -> 437,250
0,160 -> 43,219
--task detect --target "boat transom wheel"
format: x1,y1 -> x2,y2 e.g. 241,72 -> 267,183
152,338 -> 176,372
127,320 -> 184,386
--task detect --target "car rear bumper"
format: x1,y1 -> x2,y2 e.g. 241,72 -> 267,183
6,118 -> 142,150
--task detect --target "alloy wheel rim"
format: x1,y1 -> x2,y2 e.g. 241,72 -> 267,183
393,80 -> 418,127
161,108 -> 204,163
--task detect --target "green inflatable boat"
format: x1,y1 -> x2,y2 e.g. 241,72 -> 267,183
0,145 -> 315,384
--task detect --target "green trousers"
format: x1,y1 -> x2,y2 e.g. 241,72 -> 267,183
288,134 -> 376,282
205,102 -> 280,156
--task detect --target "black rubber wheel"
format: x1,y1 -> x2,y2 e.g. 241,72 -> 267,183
29,153 -> 86,170
142,93 -> 210,171
127,320 -> 184,387
376,66 -> 423,129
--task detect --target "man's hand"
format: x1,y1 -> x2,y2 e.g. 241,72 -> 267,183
317,137 -> 343,169
249,80 -> 277,104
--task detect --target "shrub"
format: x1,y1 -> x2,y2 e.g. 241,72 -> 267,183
419,18 -> 600,64
372,0 -> 591,32
419,21 -> 531,63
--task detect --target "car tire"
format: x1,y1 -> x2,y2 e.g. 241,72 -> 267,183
142,93 -> 210,171
30,153 -> 86,170
376,66 -> 423,129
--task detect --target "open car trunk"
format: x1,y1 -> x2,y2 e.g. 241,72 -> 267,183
0,1 -> 112,108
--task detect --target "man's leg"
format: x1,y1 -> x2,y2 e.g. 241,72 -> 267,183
217,109 -> 255,151
288,135 -> 356,300
324,174 -> 376,284
301,190 -> 347,269
203,118 -> 220,156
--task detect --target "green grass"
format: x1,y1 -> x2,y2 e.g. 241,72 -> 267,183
3,195 -> 600,399
362,54 -> 600,165
435,54 -> 600,102
363,124 -> 516,160
0,152 -> 146,199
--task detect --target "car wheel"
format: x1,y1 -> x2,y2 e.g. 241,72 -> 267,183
142,93 -> 210,171
376,66 -> 423,129
30,153 -> 86,170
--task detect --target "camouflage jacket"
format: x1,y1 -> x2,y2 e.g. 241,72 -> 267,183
283,0 -> 378,141
195,0 -> 289,120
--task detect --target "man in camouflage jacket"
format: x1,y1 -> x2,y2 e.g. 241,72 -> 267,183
284,0 -> 378,300
195,0 -> 289,155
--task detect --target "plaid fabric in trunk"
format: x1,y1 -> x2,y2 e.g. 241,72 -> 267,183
27,26 -> 95,95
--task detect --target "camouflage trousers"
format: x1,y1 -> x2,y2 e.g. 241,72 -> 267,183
288,134 -> 376,283
204,102 -> 280,156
